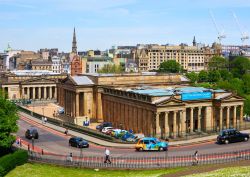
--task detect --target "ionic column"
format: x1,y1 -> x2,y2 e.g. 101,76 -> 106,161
173,111 -> 177,138
233,106 -> 237,128
219,107 -> 223,130
198,107 -> 201,132
32,87 -> 35,99
156,112 -> 161,138
164,112 -> 169,138
54,87 -> 57,99
38,87 -> 41,99
44,87 -> 47,99
181,110 -> 186,136
27,87 -> 30,99
75,93 -> 79,117
49,87 -> 52,99
226,107 -> 230,128
22,87 -> 24,98
190,108 -> 194,132
240,105 -> 244,129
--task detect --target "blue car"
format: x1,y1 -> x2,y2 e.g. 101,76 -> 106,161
121,132 -> 135,141
135,137 -> 168,151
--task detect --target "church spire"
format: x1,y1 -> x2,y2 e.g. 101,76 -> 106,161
72,27 -> 77,54
192,36 -> 197,46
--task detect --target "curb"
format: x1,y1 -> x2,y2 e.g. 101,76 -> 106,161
19,113 -> 219,149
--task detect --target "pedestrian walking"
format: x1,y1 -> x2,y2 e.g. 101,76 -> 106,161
64,128 -> 68,135
69,152 -> 73,162
44,117 -> 47,124
193,150 -> 198,165
104,148 -> 111,164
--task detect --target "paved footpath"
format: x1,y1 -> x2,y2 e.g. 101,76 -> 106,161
19,111 -> 250,148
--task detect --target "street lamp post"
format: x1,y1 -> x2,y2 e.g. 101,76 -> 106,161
31,137 -> 35,151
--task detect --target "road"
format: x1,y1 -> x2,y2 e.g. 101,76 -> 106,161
17,117 -> 250,158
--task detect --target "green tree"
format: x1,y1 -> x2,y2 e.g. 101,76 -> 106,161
98,64 -> 124,73
217,78 -> 244,96
198,70 -> 208,82
158,60 -> 182,73
242,74 -> 250,94
244,98 -> 250,116
219,69 -> 233,81
0,91 -> 18,151
208,70 -> 221,82
185,72 -> 198,83
208,56 -> 228,70
230,56 -> 250,78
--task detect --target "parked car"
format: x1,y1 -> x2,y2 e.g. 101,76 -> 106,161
122,133 -> 145,142
135,137 -> 168,151
101,127 -> 113,134
69,137 -> 89,148
121,132 -> 135,142
115,130 -> 128,139
217,129 -> 249,144
57,107 -> 64,114
25,127 -> 39,139
96,122 -> 112,131
110,129 -> 122,137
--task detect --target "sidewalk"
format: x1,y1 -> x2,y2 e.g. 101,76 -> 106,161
19,111 -> 250,148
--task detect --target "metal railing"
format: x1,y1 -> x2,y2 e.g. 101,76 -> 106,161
28,149 -> 250,169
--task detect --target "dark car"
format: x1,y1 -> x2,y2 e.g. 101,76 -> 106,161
217,129 -> 249,144
25,127 -> 39,139
96,122 -> 112,131
69,137 -> 89,148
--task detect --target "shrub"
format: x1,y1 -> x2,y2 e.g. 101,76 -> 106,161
0,150 -> 28,177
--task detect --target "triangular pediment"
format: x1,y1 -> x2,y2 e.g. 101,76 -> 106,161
155,96 -> 184,107
221,94 -> 244,101
61,76 -> 76,85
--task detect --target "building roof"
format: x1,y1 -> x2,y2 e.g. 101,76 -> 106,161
71,76 -> 94,85
129,86 -> 221,97
215,93 -> 232,100
10,70 -> 57,76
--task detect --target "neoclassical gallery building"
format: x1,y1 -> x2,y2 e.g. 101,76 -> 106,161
0,70 -> 66,100
57,73 -> 244,138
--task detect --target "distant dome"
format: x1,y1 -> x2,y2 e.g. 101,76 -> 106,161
5,43 -> 12,52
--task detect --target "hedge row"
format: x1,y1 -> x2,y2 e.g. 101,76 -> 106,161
0,150 -> 28,177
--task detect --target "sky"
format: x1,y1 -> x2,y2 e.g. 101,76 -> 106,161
0,0 -> 250,52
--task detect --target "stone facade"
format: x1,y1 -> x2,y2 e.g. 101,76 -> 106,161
0,71 -> 67,100
57,73 -> 189,125
70,55 -> 82,76
57,73 -> 244,139
133,44 -> 220,72
102,88 -> 244,138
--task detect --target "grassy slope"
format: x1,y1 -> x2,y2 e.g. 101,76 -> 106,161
185,166 -> 250,177
6,163 -> 185,177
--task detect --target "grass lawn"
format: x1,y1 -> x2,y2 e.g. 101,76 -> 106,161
185,166 -> 250,177
6,163 -> 185,177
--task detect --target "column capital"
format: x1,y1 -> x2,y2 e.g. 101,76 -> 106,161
155,112 -> 161,115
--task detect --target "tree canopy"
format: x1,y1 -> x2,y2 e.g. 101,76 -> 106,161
185,72 -> 198,83
98,64 -> 124,74
158,60 -> 182,73
230,56 -> 250,78
0,91 -> 19,151
208,56 -> 228,70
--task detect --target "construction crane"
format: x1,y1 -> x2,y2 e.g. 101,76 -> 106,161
232,12 -> 249,44
209,10 -> 226,44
